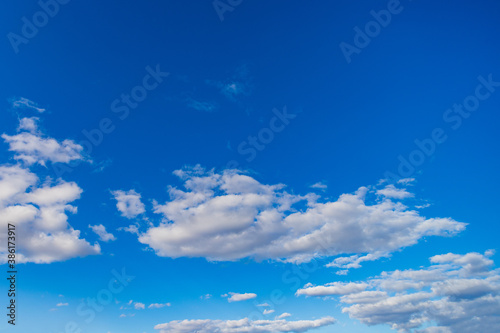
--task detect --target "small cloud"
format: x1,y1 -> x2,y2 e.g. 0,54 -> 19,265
134,302 -> 145,310
263,309 -> 275,315
257,303 -> 270,307
186,98 -> 218,112
376,184 -> 414,199
89,224 -> 116,242
18,117 -> 39,133
398,178 -> 415,185
200,294 -> 212,300
118,224 -> 140,235
111,189 -> 145,219
56,302 -> 68,307
92,159 -> 112,173
415,203 -> 431,209
310,182 -> 327,190
11,97 -> 46,113
225,292 -> 257,302
148,303 -> 171,309
277,313 -> 291,319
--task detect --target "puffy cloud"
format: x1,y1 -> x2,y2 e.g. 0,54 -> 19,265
122,167 -> 465,264
0,165 -> 100,263
134,302 -> 145,310
0,116 -> 99,264
263,309 -> 275,315
18,117 -> 38,132
298,251 -> 500,332
111,189 -> 145,219
224,292 -> 257,302
1,117 -> 84,166
154,317 -> 335,333
376,184 -> 414,199
89,224 -> 116,242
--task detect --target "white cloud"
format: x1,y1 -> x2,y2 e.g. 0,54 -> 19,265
112,190 -> 145,219
149,303 -> 171,309
89,224 -> 116,242
11,97 -> 46,113
296,282 -> 368,297
376,184 -> 414,199
154,317 -> 335,333
325,252 -> 390,274
0,166 -> 100,263
310,182 -> 327,190
277,313 -> 291,319
134,302 -> 145,310
298,251 -> 500,332
126,167 -> 465,264
398,178 -> 415,185
56,302 -> 68,306
0,117 -> 100,264
186,98 -> 218,112
224,292 -> 257,302
263,309 -> 275,315
118,224 -> 140,235
200,294 -> 212,300
1,117 -> 84,166
257,302 -> 270,307
18,117 -> 39,133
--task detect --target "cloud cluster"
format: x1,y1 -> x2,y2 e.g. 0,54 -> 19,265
1,117 -> 84,166
116,167 -> 465,265
154,317 -> 335,333
0,118 -> 100,263
296,251 -> 500,332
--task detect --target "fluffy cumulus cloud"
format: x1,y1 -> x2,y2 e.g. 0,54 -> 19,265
154,317 -> 335,333
112,189 -> 145,219
1,117 -> 84,166
118,166 -> 465,265
0,117 -> 100,264
296,251 -> 500,332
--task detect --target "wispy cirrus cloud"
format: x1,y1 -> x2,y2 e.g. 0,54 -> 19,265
10,97 -> 46,113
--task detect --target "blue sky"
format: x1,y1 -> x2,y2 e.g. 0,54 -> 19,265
1,1 -> 500,332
